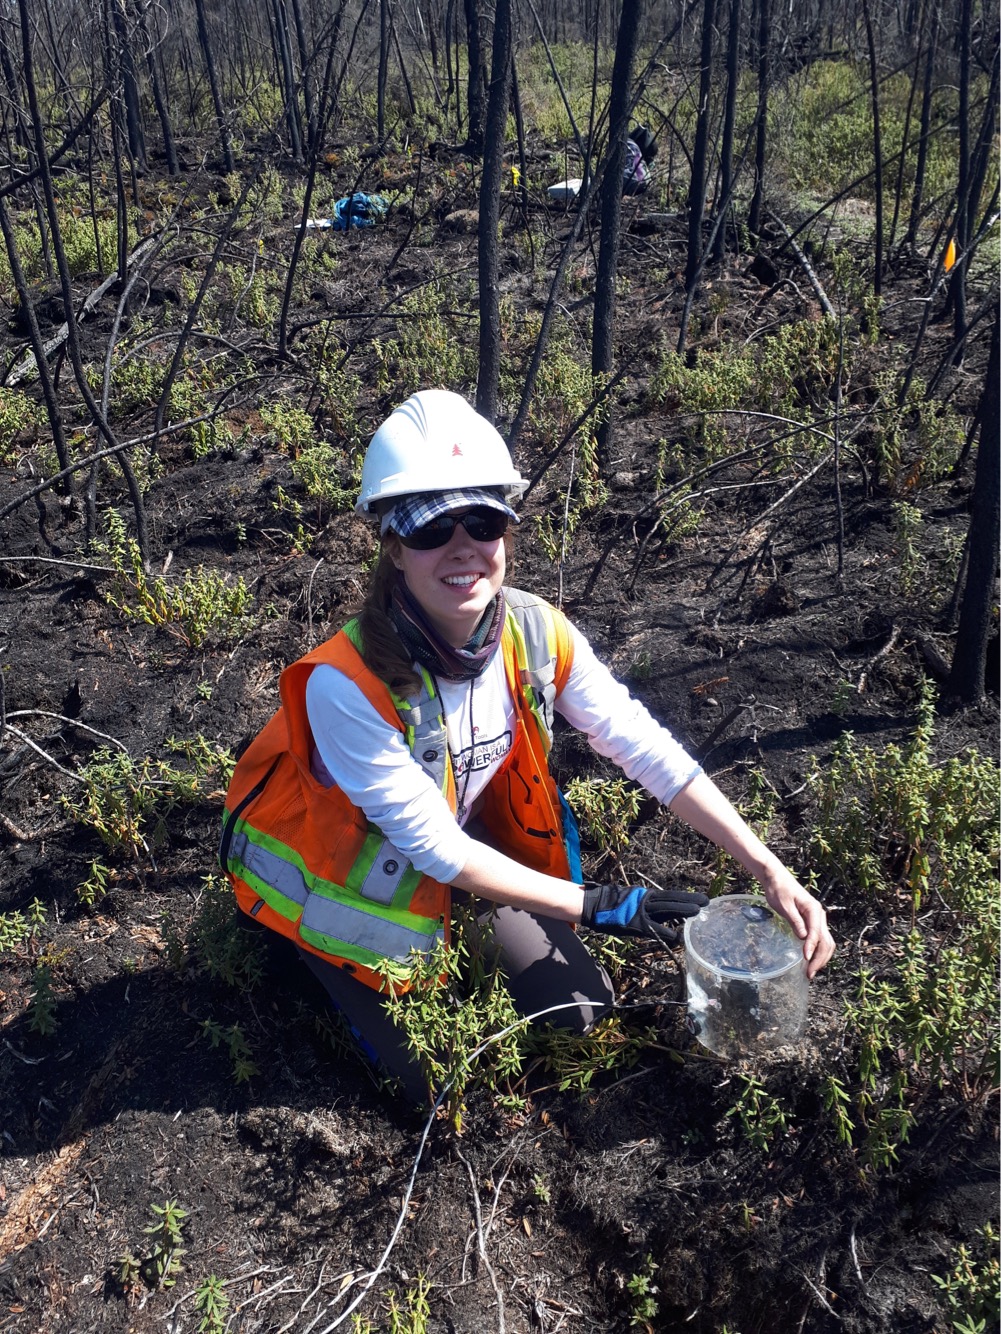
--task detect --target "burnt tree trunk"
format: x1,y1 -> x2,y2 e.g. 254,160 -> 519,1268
748,0 -> 770,237
194,0 -> 235,172
860,0 -> 883,298
905,0 -> 938,247
592,0 -> 642,463
947,306 -> 1000,705
475,0 -> 512,422
463,0 -> 485,152
712,0 -> 742,262
685,0 -> 717,291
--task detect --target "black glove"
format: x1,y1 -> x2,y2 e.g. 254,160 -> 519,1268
580,882 -> 709,944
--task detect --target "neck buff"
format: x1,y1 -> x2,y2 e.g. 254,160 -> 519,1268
389,573 -> 506,684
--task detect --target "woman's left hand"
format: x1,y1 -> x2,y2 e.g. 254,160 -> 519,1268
758,864 -> 834,979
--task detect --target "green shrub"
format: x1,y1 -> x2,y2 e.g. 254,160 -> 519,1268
564,776 -> 642,855
100,509 -> 253,647
0,388 -> 41,460
63,740 -> 234,858
809,681 -> 999,917
383,908 -> 525,1127
808,681 -> 999,1166
259,397 -> 316,455
0,899 -> 46,954
375,280 -> 478,399
290,441 -> 359,520
931,1224 -> 1001,1333
190,873 -> 264,992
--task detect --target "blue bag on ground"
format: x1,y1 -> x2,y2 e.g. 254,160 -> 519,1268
331,193 -> 388,229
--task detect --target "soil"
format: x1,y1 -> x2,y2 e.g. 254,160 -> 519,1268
0,148 -> 997,1334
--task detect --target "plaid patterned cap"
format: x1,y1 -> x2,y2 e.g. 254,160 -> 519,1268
380,487 -> 520,538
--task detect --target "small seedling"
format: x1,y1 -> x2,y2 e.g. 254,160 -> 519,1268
77,859 -> 113,907
139,1199 -> 187,1290
626,1254 -> 659,1328
194,1273 -> 230,1334
28,964 -> 58,1036
725,1072 -> 788,1151
386,1273 -> 432,1334
0,899 -> 46,955
201,1017 -> 259,1083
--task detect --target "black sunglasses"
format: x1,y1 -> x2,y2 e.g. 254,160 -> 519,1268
397,506 -> 510,551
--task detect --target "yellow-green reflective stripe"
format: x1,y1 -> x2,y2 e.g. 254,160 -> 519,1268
506,604 -> 556,750
301,893 -> 444,963
230,829 -> 309,906
229,824 -> 442,959
348,828 -> 425,906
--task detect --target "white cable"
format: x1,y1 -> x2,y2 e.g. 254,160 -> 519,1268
309,992 -> 686,1333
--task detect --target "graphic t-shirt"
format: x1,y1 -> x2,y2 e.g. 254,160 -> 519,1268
305,618 -> 701,884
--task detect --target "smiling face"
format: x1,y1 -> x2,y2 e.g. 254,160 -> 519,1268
387,508 -> 506,647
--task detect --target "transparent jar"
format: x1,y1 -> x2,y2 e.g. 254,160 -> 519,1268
684,895 -> 808,1057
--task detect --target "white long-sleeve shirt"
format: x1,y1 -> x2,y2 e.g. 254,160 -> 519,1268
305,619 -> 702,884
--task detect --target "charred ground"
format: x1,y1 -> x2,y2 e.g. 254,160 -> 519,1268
0,147 -> 997,1333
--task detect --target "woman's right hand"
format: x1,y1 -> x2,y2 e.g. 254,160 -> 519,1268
580,882 -> 709,944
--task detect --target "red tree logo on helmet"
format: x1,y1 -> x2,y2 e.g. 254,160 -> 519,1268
451,444 -> 463,456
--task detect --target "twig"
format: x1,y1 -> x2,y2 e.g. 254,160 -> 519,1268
556,437 -> 577,610
798,1269 -> 843,1322
306,559 -> 324,650
8,236 -> 160,386
0,812 -> 65,842
6,711 -> 130,752
457,1149 -> 506,1334
275,1257 -> 332,1333
1,724 -> 83,782
849,1226 -> 865,1289
856,625 -> 901,694
705,449 -> 835,591
698,697 -> 756,763
3,1038 -> 45,1064
0,556 -> 115,574
767,211 -> 836,318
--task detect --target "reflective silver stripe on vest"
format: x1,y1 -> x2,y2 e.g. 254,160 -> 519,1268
230,830 -> 309,906
397,669 -> 448,793
357,836 -> 409,904
506,594 -> 558,742
302,893 -> 444,962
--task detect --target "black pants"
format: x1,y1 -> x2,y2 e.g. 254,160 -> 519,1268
297,903 -> 615,1104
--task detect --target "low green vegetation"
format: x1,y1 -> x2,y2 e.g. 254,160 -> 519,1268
382,907 -> 525,1127
931,1223 -> 1000,1334
809,682 -> 998,1166
63,738 -> 234,858
99,510 -> 253,648
117,1199 -> 188,1295
0,387 -> 41,460
351,1273 -> 432,1334
564,775 -> 643,855
626,1253 -> 660,1328
0,898 -> 46,954
200,1017 -> 259,1084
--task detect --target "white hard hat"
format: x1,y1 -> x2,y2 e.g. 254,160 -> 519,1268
355,390 -> 526,515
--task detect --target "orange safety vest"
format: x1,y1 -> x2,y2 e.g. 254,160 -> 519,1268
219,588 -> 576,992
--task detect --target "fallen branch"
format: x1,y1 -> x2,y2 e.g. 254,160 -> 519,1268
705,448 -> 836,590
856,624 -> 901,694
6,710 -> 130,753
457,1149 -> 507,1334
1,723 -> 83,782
767,211 -> 836,319
6,235 -> 160,387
